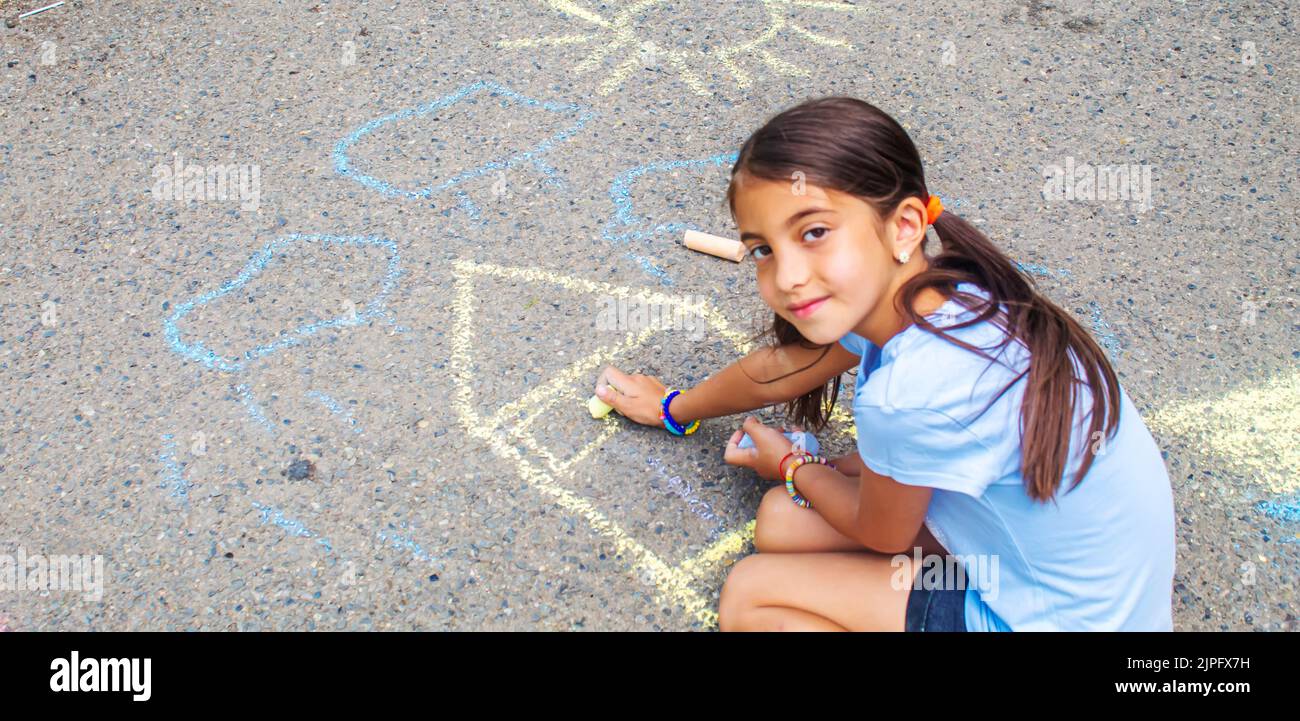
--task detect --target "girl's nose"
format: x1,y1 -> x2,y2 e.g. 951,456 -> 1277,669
774,249 -> 812,294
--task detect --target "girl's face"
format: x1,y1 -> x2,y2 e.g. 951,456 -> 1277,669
732,173 -> 927,346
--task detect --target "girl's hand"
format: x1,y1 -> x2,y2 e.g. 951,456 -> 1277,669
724,416 -> 795,482
594,365 -> 668,427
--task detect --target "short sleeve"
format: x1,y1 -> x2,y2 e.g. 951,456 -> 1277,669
838,331 -> 869,356
854,403 -> 1006,496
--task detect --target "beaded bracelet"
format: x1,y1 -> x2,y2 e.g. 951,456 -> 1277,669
660,389 -> 700,436
779,450 -> 833,481
784,453 -> 831,509
778,451 -> 799,480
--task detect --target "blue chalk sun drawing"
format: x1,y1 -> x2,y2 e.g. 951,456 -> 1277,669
334,80 -> 595,201
163,234 -> 402,372
602,152 -> 738,285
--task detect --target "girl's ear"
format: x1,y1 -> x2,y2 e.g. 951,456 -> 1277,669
889,197 -> 929,263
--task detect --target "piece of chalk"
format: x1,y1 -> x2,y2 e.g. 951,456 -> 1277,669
684,229 -> 746,263
589,380 -> 620,419
738,431 -> 819,455
588,394 -> 614,419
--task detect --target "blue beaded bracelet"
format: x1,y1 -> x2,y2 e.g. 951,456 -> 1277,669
660,389 -> 700,436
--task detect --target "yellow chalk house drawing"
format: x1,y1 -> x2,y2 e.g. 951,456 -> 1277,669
497,0 -> 866,96
451,259 -> 788,627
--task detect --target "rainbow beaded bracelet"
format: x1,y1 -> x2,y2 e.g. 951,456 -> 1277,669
784,453 -> 831,509
660,389 -> 700,436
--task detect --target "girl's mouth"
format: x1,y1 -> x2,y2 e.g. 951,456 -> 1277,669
788,296 -> 830,319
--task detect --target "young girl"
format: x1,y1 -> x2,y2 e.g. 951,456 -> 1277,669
593,97 -> 1175,631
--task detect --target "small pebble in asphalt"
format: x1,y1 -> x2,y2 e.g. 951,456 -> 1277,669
283,459 -> 316,481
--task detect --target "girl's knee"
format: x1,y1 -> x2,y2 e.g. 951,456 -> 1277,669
754,486 -> 799,553
718,554 -> 764,631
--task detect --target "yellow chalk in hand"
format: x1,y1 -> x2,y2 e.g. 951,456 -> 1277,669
588,394 -> 614,419
589,381 -> 620,419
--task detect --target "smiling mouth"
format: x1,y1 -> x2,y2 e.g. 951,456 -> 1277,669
788,296 -> 830,318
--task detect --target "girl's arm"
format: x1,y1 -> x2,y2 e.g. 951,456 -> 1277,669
791,460 -> 932,554
726,417 -> 928,554
596,340 -> 861,427
828,450 -> 865,476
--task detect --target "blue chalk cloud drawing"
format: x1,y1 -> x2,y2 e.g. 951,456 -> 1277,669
163,234 -> 402,373
334,79 -> 595,202
602,152 -> 738,286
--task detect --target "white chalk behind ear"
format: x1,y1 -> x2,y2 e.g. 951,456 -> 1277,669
684,230 -> 746,263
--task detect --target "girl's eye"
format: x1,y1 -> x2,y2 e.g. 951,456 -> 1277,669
802,227 -> 829,242
748,245 -> 772,260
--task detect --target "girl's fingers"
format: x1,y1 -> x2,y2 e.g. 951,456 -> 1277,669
724,427 -> 750,467
597,366 -> 631,398
725,429 -> 743,452
723,444 -> 756,468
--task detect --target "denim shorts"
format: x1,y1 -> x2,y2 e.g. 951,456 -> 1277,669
904,571 -> 969,632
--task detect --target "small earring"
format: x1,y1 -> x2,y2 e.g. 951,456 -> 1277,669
897,251 -> 910,264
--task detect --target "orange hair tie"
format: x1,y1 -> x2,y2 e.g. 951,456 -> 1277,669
925,195 -> 944,225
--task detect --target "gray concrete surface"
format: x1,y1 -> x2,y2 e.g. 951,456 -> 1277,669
0,0 -> 1295,630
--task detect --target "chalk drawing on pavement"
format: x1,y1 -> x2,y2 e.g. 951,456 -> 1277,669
251,501 -> 335,554
306,390 -> 364,436
334,80 -> 594,201
158,434 -> 194,503
162,234 -> 402,373
1147,368 -> 1300,538
602,152 -> 737,286
498,0 -> 867,97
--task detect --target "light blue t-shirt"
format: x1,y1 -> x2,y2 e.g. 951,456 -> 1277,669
837,284 -> 1175,631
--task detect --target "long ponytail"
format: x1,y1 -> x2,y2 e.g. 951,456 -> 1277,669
899,212 -> 1120,501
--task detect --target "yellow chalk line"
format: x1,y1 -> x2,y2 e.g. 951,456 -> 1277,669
756,47 -> 811,78
783,0 -> 868,10
600,54 -> 644,96
510,0 -> 864,97
545,0 -> 610,28
484,327 -> 650,431
555,419 -> 623,475
574,43 -> 613,74
715,6 -> 784,89
494,381 -> 621,474
681,519 -> 757,581
1146,369 -> 1299,495
497,34 -> 596,49
456,258 -> 753,351
611,2 -> 707,96
713,1 -> 860,88
498,405 -> 620,478
476,424 -> 720,627
786,22 -> 856,50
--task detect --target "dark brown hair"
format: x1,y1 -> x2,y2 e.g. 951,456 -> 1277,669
725,96 -> 1120,502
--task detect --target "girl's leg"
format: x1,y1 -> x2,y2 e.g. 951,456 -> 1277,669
754,485 -> 947,556
718,550 -> 917,631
